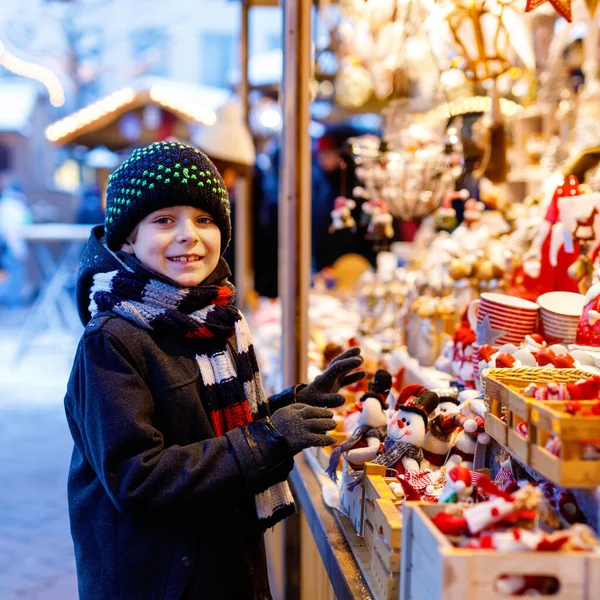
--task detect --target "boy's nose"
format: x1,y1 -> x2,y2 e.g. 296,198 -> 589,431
176,220 -> 200,243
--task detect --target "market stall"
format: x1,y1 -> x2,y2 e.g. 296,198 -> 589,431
265,0 -> 600,598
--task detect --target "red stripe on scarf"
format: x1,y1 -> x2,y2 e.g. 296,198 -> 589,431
210,401 -> 253,436
186,326 -> 216,338
213,286 -> 234,306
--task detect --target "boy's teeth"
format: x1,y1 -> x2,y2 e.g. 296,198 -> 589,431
170,256 -> 198,262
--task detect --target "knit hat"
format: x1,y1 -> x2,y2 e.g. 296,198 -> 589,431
360,369 -> 392,409
104,141 -> 231,253
399,390 -> 440,428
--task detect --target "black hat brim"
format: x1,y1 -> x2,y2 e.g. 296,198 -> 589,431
397,405 -> 428,428
438,396 -> 460,406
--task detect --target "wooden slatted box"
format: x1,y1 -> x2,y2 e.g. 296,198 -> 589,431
529,400 -> 600,488
400,502 -> 600,600
482,368 -> 593,459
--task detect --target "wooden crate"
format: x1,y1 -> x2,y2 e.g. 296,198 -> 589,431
371,546 -> 399,600
482,368 -> 593,459
364,464 -> 397,526
363,517 -> 374,551
340,460 -> 365,535
529,400 -> 600,488
482,371 -> 511,445
400,502 -> 600,600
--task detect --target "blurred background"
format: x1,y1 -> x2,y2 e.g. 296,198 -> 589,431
0,0 -> 585,597
0,1 -> 383,597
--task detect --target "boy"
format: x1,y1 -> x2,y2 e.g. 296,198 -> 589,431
64,141 -> 364,600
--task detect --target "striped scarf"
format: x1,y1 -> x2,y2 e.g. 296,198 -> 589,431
89,268 -> 295,530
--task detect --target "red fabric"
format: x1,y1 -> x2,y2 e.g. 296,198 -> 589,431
422,448 -> 446,467
214,286 -> 234,305
316,135 -> 337,153
432,512 -> 469,536
210,401 -> 253,437
397,384 -> 425,405
576,296 -> 600,346
186,326 -> 216,338
538,176 -> 581,293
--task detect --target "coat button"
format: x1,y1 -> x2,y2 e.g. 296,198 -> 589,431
180,556 -> 192,568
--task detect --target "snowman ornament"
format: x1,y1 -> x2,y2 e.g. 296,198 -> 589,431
370,390 -> 440,475
325,370 -> 391,481
421,393 -> 462,471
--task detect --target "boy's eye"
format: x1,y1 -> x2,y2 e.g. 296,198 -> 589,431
154,217 -> 172,225
197,216 -> 213,225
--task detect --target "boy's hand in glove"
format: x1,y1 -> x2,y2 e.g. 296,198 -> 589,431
296,346 -> 366,408
270,404 -> 337,455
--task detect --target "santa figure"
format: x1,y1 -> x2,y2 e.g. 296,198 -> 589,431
451,320 -> 477,388
575,283 -> 600,348
528,175 -> 581,294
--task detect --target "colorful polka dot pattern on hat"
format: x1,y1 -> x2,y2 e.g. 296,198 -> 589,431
104,141 -> 231,253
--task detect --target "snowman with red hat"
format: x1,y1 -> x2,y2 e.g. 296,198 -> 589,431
370,390 -> 440,475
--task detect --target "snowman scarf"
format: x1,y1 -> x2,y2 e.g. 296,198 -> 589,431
372,436 -> 424,472
89,267 -> 295,531
347,437 -> 423,491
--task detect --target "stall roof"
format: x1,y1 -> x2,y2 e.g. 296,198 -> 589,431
0,80 -> 40,134
45,77 -> 231,146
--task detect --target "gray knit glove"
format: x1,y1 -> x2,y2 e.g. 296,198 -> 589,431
270,404 -> 337,455
296,347 -> 366,408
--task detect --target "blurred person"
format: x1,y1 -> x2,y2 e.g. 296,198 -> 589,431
64,141 -> 365,599
0,181 -> 33,306
312,134 -> 376,271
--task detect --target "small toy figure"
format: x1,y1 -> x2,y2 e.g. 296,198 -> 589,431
439,464 -> 474,503
329,196 -> 357,233
362,197 -> 394,251
442,397 -> 491,470
372,390 -> 440,474
421,393 -> 461,471
325,370 -> 391,481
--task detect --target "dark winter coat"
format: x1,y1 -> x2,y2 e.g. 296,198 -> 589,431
64,227 -> 296,600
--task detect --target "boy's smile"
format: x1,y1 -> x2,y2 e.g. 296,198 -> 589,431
121,205 -> 221,287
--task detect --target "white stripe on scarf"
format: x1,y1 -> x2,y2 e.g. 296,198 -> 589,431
195,326 -> 294,525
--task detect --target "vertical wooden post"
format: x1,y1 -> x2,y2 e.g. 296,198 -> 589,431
240,1 -> 250,125
235,0 -> 253,310
280,1 -> 312,599
279,0 -> 311,388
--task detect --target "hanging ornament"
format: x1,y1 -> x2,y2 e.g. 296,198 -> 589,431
362,197 -> 394,251
525,0 -> 572,23
330,196 -> 358,233
335,59 -> 373,107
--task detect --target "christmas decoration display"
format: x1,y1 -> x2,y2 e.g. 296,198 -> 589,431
246,1 -> 600,591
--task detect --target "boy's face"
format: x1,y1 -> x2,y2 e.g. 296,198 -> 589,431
121,205 -> 221,287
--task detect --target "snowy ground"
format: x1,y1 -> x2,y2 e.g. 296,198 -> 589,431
0,308 -> 79,599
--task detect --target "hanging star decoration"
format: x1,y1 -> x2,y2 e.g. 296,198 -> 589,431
476,315 -> 509,346
525,0 -> 572,22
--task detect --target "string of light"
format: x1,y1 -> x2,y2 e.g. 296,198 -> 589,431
0,39 -> 65,107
